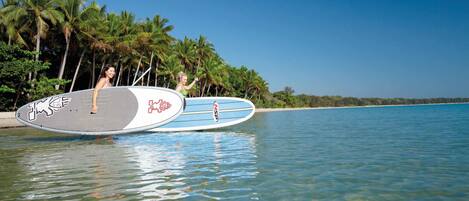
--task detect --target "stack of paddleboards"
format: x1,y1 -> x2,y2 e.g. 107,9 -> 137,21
15,86 -> 255,135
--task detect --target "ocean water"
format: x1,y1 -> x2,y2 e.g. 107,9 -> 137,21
0,103 -> 468,200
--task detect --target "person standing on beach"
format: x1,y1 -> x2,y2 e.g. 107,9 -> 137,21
91,65 -> 116,114
176,71 -> 198,97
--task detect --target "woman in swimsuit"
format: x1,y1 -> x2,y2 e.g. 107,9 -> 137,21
175,71 -> 198,97
91,65 -> 116,114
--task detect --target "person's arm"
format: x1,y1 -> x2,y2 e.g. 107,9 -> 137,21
184,77 -> 199,90
91,78 -> 106,114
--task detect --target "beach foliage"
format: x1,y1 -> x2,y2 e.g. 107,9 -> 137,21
0,42 -> 67,110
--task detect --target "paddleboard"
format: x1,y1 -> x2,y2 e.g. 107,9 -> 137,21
149,97 -> 255,132
16,86 -> 184,135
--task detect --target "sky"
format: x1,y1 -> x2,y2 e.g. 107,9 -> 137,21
96,0 -> 469,98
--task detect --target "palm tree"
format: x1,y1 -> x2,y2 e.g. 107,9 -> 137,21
150,15 -> 173,87
114,11 -> 136,86
249,73 -> 268,100
85,2 -> 108,87
98,12 -> 136,86
195,35 -> 214,68
2,0 -> 63,61
159,54 -> 183,88
133,20 -> 155,86
198,56 -> 221,96
243,69 -> 258,98
193,35 -> 215,95
134,15 -> 174,86
174,37 -> 197,72
1,0 -> 63,84
56,0 -> 101,90
68,1 -> 104,91
0,0 -> 28,46
213,63 -> 230,96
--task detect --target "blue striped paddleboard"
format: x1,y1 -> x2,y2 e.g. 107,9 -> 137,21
148,97 -> 255,132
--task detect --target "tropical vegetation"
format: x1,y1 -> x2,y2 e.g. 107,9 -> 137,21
270,87 -> 469,108
0,0 -> 467,112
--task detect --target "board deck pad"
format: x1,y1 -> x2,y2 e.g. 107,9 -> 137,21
149,97 -> 255,132
16,87 -> 184,135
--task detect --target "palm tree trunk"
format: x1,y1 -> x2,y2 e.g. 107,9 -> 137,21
56,38 -> 70,90
32,21 -> 43,83
69,50 -> 85,92
133,56 -> 142,84
147,52 -> 154,86
154,59 -> 159,87
146,69 -> 151,86
99,61 -> 105,75
207,84 -> 212,96
92,51 -> 96,87
88,75 -> 92,88
114,56 -> 121,85
35,29 -> 40,62
126,68 -> 130,85
8,36 -> 11,46
202,80 -> 207,97
30,31 -> 41,83
116,64 -> 124,86
13,90 -> 21,110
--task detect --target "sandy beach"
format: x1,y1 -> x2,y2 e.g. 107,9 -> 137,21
0,112 -> 21,128
255,105 -> 396,113
256,102 -> 469,113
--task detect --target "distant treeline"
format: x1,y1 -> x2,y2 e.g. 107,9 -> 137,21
258,87 -> 469,108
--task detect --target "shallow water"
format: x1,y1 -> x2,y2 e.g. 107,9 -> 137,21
1,104 -> 468,200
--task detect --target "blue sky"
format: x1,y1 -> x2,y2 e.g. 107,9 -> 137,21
97,0 -> 469,98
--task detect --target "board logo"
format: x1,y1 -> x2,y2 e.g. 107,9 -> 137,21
212,101 -> 220,122
148,99 -> 172,113
28,96 -> 71,121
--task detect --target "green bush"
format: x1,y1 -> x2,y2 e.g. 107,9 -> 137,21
0,42 -> 68,111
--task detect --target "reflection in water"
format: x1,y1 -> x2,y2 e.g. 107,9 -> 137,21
17,131 -> 257,200
21,143 -> 134,200
129,137 -> 188,200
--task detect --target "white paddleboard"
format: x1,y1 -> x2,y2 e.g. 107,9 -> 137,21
149,97 -> 255,132
16,86 -> 184,135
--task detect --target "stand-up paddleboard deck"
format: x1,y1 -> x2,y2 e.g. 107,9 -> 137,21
149,97 -> 255,132
16,87 -> 184,135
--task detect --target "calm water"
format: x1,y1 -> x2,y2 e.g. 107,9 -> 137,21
1,104 -> 468,200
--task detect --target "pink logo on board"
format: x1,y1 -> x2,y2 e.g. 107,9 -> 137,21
148,99 -> 172,113
212,101 -> 220,122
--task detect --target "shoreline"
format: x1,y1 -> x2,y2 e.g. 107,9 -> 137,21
256,102 -> 469,112
1,102 -> 467,129
0,112 -> 22,128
